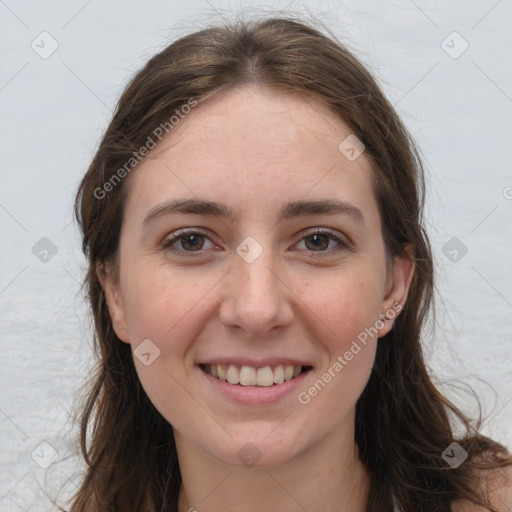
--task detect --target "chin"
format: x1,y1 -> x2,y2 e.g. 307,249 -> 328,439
205,423 -> 316,469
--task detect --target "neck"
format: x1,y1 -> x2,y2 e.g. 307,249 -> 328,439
175,411 -> 371,512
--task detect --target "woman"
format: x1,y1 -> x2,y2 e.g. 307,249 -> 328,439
69,16 -> 512,512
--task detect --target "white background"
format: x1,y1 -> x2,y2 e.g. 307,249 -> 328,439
1,1 -> 511,509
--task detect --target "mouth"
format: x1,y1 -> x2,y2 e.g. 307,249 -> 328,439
198,363 -> 313,387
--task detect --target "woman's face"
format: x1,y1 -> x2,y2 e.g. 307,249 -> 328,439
101,86 -> 413,468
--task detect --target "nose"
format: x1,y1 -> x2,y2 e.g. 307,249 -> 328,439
219,246 -> 294,338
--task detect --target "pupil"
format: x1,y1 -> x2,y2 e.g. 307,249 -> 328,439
308,234 -> 327,250
183,234 -> 203,250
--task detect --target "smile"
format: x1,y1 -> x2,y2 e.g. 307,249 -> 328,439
199,363 -> 312,387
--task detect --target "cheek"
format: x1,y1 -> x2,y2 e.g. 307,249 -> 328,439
298,273 -> 381,401
298,307 -> 378,424
123,268 -> 207,345
120,271 -> 207,429
306,270 -> 383,345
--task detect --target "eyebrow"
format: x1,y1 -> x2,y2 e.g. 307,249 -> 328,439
142,197 -> 365,227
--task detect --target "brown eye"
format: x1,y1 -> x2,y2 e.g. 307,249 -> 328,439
295,228 -> 349,254
177,234 -> 206,251
161,230 -> 216,256
304,233 -> 330,251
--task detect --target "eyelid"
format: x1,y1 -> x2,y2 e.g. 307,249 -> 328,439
160,228 -> 216,253
160,226 -> 351,256
296,226 -> 350,244
294,227 -> 352,252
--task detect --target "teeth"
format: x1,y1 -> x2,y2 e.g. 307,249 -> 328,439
273,365 -> 284,384
284,365 -> 294,381
240,365 -> 256,385
204,363 -> 306,386
256,366 -> 274,387
226,364 -> 240,385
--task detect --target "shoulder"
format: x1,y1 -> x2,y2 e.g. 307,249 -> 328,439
451,465 -> 512,512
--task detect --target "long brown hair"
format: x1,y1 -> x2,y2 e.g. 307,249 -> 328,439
70,15 -> 511,512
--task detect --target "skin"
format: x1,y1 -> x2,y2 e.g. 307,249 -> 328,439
99,85 -> 416,512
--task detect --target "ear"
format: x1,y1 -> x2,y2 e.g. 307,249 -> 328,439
96,262 -> 131,344
377,244 -> 415,338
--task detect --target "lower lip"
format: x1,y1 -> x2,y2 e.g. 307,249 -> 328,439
197,366 -> 312,405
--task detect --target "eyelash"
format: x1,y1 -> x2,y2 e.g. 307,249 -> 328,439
160,227 -> 351,258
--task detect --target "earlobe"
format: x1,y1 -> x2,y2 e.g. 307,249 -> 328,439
377,244 -> 415,338
96,262 -> 131,344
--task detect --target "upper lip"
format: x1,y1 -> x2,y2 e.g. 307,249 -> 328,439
198,358 -> 313,368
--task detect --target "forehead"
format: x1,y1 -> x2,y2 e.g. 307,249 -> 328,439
122,85 -> 379,226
